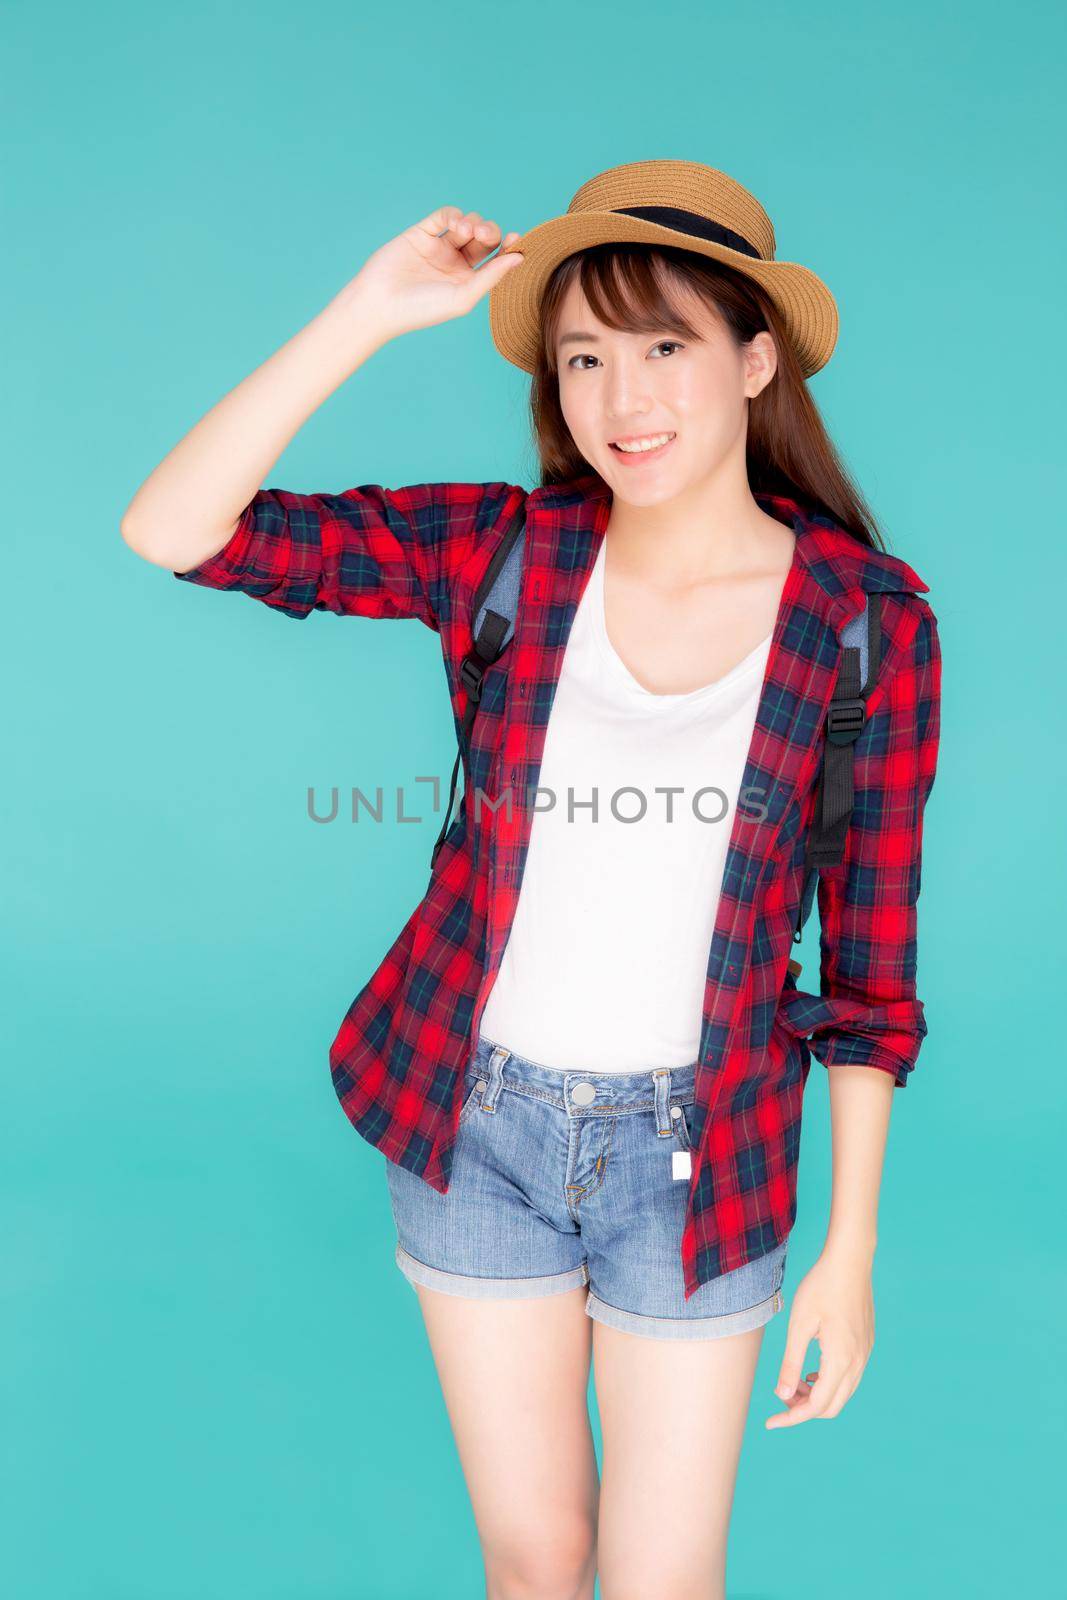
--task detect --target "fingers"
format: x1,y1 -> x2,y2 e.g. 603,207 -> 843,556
448,211 -> 509,268
461,238 -> 525,303
812,1359 -> 864,1419
417,204 -> 465,237
446,210 -> 525,305
422,206 -> 522,267
775,1318 -> 815,1401
766,1356 -> 861,1427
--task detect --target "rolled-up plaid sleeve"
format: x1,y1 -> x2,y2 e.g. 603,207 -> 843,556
172,481 -> 495,629
784,601 -> 943,1086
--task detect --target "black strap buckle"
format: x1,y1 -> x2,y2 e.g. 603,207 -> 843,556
459,654 -> 485,702
826,697 -> 866,744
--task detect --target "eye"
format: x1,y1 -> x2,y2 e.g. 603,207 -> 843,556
566,339 -> 684,370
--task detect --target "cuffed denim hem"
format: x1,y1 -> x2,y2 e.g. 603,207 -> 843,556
395,1242 -> 591,1300
584,1285 -> 784,1341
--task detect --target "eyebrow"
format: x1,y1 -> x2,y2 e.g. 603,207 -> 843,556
556,326 -> 688,349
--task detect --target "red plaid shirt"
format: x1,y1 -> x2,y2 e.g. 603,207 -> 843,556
174,472 -> 942,1298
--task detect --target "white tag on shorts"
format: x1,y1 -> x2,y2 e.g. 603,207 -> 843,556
672,1150 -> 692,1180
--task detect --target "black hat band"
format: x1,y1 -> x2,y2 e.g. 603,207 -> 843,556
610,205 -> 763,261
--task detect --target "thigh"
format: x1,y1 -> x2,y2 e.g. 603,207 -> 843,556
592,1318 -> 766,1600
411,1279 -> 600,1584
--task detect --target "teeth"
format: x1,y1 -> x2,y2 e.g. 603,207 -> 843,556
612,432 -> 675,453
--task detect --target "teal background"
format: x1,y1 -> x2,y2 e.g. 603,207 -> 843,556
5,0 -> 1062,1595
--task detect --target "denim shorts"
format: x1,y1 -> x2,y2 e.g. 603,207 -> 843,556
384,1034 -> 789,1341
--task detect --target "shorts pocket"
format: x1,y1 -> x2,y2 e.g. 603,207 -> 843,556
671,1099 -> 697,1152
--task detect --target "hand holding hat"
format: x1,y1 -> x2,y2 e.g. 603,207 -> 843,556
351,205 -> 525,342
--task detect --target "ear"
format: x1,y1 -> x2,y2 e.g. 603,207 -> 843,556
743,329 -> 778,399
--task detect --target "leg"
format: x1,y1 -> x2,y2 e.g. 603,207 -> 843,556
411,1278 -> 600,1600
592,1318 -> 767,1600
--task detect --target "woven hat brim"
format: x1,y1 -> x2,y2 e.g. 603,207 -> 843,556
487,210 -> 838,379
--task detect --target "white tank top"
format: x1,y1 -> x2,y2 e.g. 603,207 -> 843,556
479,537 -> 772,1073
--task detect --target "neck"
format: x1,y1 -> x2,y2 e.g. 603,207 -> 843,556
604,463 -> 793,586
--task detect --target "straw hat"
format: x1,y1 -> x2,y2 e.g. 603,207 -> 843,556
487,158 -> 839,379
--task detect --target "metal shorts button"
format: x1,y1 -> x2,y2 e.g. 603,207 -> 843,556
571,1082 -> 597,1106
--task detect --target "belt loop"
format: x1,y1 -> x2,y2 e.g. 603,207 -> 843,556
653,1068 -> 672,1136
482,1044 -> 509,1111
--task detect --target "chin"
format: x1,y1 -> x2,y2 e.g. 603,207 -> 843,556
605,465 -> 688,506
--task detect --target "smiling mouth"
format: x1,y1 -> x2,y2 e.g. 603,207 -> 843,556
609,432 -> 677,459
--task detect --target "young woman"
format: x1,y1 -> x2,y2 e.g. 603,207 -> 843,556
122,160 -> 942,1600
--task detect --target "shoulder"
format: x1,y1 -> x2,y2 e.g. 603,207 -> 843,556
809,517 -> 938,660
798,519 -> 940,716
807,517 -> 932,600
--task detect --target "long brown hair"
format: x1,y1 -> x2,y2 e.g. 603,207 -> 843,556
530,242 -> 886,553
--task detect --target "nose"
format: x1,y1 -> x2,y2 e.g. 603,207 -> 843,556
604,354 -> 656,426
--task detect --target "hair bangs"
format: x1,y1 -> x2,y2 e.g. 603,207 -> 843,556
542,245 -> 709,373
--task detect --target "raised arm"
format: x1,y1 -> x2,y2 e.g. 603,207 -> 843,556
165,479 -> 512,628
119,204 -> 525,582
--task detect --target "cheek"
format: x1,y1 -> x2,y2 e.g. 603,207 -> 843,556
672,369 -> 741,434
559,381 -> 596,438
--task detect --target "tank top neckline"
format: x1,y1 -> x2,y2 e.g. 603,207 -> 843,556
588,537 -> 774,704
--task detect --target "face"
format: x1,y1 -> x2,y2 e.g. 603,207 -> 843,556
553,275 -> 777,505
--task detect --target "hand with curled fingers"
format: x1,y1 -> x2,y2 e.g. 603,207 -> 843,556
347,205 -> 525,341
765,1241 -> 876,1428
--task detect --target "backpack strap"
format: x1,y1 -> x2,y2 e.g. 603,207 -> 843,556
431,504 -> 527,868
792,592 -> 883,944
